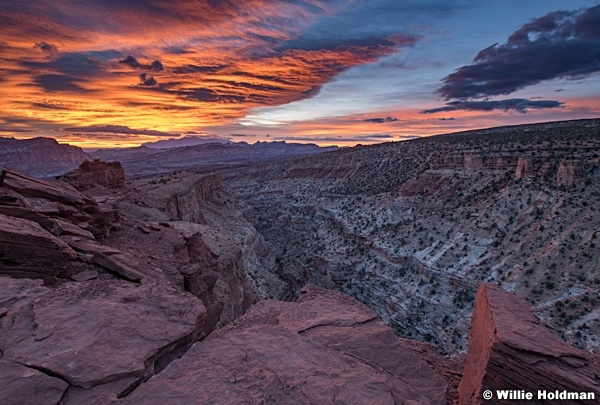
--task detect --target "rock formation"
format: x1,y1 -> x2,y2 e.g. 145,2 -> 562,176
59,159 -> 126,189
91,141 -> 336,177
515,155 -> 533,179
556,160 -> 583,187
122,172 -> 289,300
459,283 -> 600,404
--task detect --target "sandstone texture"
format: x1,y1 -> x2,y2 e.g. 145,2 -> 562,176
459,283 -> 600,404
0,276 -> 206,401
0,359 -> 68,405
0,214 -> 77,280
59,159 -> 126,189
122,285 -> 447,405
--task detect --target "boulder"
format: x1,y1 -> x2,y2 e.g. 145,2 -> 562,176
458,283 -> 600,404
121,285 -> 446,404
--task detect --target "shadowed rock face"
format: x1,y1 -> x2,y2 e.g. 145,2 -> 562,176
459,283 -> 600,405
0,214 -> 78,280
121,285 -> 447,405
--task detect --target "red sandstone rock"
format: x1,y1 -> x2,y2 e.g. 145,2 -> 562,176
0,137 -> 90,177
0,214 -> 77,281
171,221 -> 254,334
0,359 -> 68,405
515,156 -> 533,179
121,285 -> 446,405
458,283 -> 600,404
0,277 -> 206,394
59,159 -> 126,189
0,168 -> 92,206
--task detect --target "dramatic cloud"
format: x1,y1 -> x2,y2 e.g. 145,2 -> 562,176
172,65 -> 224,74
34,41 -> 58,54
438,5 -> 600,100
363,116 -> 398,123
0,127 -> 34,133
62,125 -> 178,137
2,1 -> 598,148
273,134 -> 397,142
33,74 -> 91,93
421,99 -> 564,114
139,73 -> 157,86
120,56 -> 164,71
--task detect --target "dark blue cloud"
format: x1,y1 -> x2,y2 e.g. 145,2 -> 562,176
139,73 -> 157,86
34,41 -> 58,54
62,124 -> 178,137
120,56 -> 163,71
33,74 -> 92,93
421,99 -> 564,114
438,5 -> 600,100
363,116 -> 398,123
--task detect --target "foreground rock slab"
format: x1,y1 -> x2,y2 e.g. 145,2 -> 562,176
122,285 -> 446,405
0,277 -> 206,395
459,283 -> 600,404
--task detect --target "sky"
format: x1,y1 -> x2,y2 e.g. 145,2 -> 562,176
1,0 -> 599,148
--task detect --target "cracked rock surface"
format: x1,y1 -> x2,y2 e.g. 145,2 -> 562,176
0,277 -> 206,399
121,285 -> 447,405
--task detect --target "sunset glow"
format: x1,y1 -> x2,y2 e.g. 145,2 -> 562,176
1,0 -> 599,148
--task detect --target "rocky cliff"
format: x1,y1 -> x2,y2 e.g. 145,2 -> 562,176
120,171 -> 289,301
0,137 -> 90,177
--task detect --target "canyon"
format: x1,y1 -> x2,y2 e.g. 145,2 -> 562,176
1,118 -> 599,404
222,118 -> 600,353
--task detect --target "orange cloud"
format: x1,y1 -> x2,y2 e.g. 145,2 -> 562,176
0,1 -> 420,147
